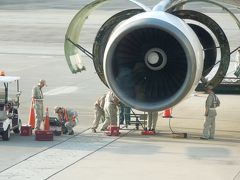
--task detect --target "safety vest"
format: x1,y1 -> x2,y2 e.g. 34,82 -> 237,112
63,108 -> 76,122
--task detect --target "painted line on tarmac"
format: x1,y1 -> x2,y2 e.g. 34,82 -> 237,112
0,128 -> 135,180
0,128 -> 90,174
46,129 -> 135,180
44,86 -> 79,96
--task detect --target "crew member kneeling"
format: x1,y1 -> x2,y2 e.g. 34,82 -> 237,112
54,106 -> 78,135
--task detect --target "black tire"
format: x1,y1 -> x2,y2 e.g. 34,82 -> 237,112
2,127 -> 10,141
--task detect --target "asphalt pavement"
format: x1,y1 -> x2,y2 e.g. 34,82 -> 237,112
0,1 -> 239,180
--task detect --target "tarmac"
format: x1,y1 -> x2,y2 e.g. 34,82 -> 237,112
0,1 -> 239,180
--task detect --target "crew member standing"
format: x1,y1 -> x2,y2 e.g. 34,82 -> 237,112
54,107 -> 78,135
201,86 -> 220,140
147,111 -> 158,133
119,102 -> 131,125
234,48 -> 240,77
32,79 -> 46,130
91,94 -> 106,133
100,91 -> 119,131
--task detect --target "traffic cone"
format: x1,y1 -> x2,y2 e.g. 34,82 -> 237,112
44,107 -> 50,131
28,99 -> 35,129
162,108 -> 172,118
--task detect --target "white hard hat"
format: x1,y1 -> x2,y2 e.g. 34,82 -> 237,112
54,106 -> 61,113
38,79 -> 47,86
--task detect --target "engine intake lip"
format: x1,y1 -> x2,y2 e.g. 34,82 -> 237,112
104,12 -> 203,111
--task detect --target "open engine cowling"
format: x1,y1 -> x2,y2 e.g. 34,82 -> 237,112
64,0 -> 234,112
103,11 -> 203,111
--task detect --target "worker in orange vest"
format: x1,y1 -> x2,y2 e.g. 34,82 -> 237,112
54,106 -> 78,135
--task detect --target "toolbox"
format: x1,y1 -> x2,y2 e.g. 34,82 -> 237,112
141,130 -> 155,135
20,125 -> 32,136
35,130 -> 53,141
105,125 -> 120,136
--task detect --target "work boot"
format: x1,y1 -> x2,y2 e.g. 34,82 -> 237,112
62,129 -> 68,134
200,137 -> 208,140
62,126 -> 68,134
68,130 -> 74,135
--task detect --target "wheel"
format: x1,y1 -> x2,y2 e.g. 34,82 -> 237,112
13,119 -> 21,134
2,127 -> 10,141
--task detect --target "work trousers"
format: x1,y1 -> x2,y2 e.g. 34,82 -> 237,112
147,111 -> 158,130
101,103 -> 117,130
65,121 -> 76,133
92,106 -> 104,129
203,109 -> 216,139
34,101 -> 43,130
119,104 -> 131,125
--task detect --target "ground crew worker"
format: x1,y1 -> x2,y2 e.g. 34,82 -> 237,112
201,86 -> 220,140
119,102 -> 131,125
147,111 -> 158,132
91,94 -> 106,133
234,48 -> 240,77
54,106 -> 78,135
32,79 -> 46,130
100,91 -> 119,131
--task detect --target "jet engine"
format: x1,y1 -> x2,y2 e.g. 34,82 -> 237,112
103,11 -> 203,111
64,0 -> 234,111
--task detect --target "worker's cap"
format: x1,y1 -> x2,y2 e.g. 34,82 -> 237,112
38,79 -> 47,86
54,106 -> 62,113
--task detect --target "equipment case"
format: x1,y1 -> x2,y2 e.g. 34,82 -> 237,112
35,130 -> 53,141
20,125 -> 32,136
105,125 -> 120,136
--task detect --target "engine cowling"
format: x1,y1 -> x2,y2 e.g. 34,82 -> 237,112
103,11 -> 204,111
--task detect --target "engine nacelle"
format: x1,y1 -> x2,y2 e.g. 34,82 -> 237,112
65,1 -> 232,112
103,11 -> 203,111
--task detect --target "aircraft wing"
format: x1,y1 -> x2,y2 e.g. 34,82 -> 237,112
64,0 -> 240,111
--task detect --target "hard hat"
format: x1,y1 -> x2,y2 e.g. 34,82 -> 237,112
205,85 -> 214,91
54,106 -> 61,113
38,79 -> 47,86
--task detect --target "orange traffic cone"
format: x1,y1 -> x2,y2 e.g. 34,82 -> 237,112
162,108 -> 172,118
44,107 -> 50,131
28,99 -> 35,129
